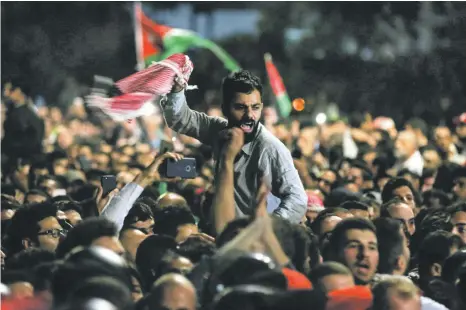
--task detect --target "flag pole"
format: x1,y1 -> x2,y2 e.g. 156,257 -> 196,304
133,2 -> 145,71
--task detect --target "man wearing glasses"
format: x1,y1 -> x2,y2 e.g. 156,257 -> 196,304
3,202 -> 66,256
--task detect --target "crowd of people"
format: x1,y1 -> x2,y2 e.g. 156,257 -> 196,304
1,69 -> 466,310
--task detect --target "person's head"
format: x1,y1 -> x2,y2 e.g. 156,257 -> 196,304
381,198 -> 415,236
177,234 -> 217,264
36,175 -> 63,197
310,212 -> 342,238
422,146 -> 442,170
394,130 -> 418,161
153,205 -> 198,243
397,169 -> 421,192
215,217 -> 253,247
373,218 -> 410,276
144,273 -> 197,310
5,247 -> 56,272
56,217 -> 124,258
452,167 -> 466,201
57,201 -> 83,226
405,118 -> 428,140
422,189 -> 451,210
24,189 -> 51,204
318,169 -> 339,195
339,201 -> 370,219
309,261 -> 354,293
372,275 -> 421,310
4,202 -> 64,255
418,231 -> 463,281
49,150 -> 70,176
135,235 -> 178,290
381,178 -> 420,211
434,126 -> 453,154
1,270 -> 34,299
447,202 -> 466,243
122,202 -> 154,235
92,152 -> 111,172
348,161 -> 373,190
324,218 -> 379,286
222,70 -> 263,140
156,192 -> 188,209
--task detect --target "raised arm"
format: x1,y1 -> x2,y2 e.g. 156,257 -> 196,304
160,90 -> 227,145
211,128 -> 244,236
101,152 -> 183,233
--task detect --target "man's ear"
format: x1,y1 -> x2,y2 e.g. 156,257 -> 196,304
395,256 -> 407,275
430,263 -> 442,277
22,238 -> 34,249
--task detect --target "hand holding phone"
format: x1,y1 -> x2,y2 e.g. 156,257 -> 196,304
158,157 -> 197,179
101,175 -> 117,197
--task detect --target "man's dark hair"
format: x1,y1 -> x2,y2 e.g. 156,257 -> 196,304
152,205 -> 196,238
447,201 -> 466,216
36,175 -> 64,189
309,261 -> 352,291
122,202 -> 153,230
324,188 -> 361,208
381,177 -> 421,207
140,186 -> 161,202
418,231 -> 464,280
55,200 -> 83,216
5,247 -> 56,271
422,189 -> 451,209
397,168 -> 421,180
351,160 -> 373,181
177,235 -> 217,264
32,261 -> 61,293
406,117 -> 429,137
85,169 -> 107,183
339,201 -> 369,212
221,70 -> 263,115
24,189 -> 51,202
373,218 -> 405,275
216,217 -> 253,247
56,217 -> 118,258
4,202 -> 59,255
310,212 -> 340,237
135,234 -> 178,291
324,217 -> 377,262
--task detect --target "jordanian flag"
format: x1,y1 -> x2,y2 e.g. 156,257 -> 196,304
264,53 -> 292,118
134,2 -> 241,72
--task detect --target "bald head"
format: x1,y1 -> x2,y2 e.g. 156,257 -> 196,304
156,192 -> 188,209
395,130 -> 418,160
149,273 -> 197,310
434,126 -> 453,152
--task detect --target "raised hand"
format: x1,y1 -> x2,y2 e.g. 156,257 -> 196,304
221,128 -> 244,161
147,151 -> 184,182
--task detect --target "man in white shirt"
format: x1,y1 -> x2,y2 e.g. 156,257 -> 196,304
393,130 -> 424,176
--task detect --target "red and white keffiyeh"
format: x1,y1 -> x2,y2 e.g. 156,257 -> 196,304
86,53 -> 197,121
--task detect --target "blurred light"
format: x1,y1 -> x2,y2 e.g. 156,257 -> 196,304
292,98 -> 305,112
316,113 -> 327,125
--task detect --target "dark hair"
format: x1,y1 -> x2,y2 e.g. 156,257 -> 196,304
216,217 -> 253,247
152,205 -> 196,238
4,202 -> 59,255
56,217 -> 118,258
1,184 -> 17,197
6,248 -> 56,271
339,201 -> 369,212
406,117 -> 429,137
311,212 -> 340,237
135,235 -> 178,291
351,160 -> 373,181
24,189 -> 51,202
177,235 -> 216,264
373,218 -> 405,274
56,200 -> 83,216
221,70 -> 263,116
32,261 -> 61,292
36,175 -> 64,189
381,177 -> 421,207
324,188 -> 361,208
85,169 -> 107,183
324,217 -> 377,262
1,194 -> 21,211
422,189 -> 451,209
418,231 -> 464,279
447,201 -> 466,216
140,186 -> 161,202
122,202 -> 153,230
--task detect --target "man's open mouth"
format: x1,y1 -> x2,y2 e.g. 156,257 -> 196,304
355,262 -> 370,274
240,121 -> 255,133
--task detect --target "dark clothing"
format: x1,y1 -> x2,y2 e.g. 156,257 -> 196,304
2,102 -> 44,164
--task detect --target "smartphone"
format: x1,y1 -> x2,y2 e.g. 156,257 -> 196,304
160,158 -> 197,179
101,175 -> 117,197
77,156 -> 92,172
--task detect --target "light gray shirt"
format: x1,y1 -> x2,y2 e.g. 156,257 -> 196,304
160,91 -> 307,223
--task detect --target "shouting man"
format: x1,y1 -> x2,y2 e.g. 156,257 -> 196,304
161,70 -> 307,224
